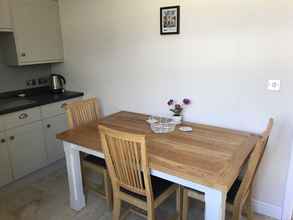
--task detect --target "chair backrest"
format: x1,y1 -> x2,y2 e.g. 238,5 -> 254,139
234,118 -> 274,206
65,98 -> 100,129
99,125 -> 153,199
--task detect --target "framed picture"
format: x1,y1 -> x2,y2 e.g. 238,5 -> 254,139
160,6 -> 180,35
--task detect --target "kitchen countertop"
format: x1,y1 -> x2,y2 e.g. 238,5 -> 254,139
0,87 -> 84,115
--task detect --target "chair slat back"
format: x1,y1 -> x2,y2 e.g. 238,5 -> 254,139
65,98 -> 100,129
234,118 -> 274,206
99,125 -> 153,198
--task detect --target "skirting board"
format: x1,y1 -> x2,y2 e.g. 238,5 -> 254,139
252,199 -> 282,220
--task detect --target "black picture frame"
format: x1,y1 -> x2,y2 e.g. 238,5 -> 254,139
160,6 -> 180,35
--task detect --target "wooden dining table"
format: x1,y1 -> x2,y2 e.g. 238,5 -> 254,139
57,111 -> 259,220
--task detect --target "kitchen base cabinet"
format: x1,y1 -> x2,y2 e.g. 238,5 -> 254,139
0,96 -> 82,187
0,132 -> 13,187
0,116 -> 4,132
7,121 -> 47,179
43,114 -> 68,164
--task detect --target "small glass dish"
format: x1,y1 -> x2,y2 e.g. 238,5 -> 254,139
147,115 -> 158,124
150,117 -> 176,134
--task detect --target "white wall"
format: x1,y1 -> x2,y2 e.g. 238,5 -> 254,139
0,49 -> 51,92
52,0 -> 293,217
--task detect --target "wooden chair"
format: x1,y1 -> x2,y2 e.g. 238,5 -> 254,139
65,98 -> 112,208
181,118 -> 274,220
99,125 -> 182,220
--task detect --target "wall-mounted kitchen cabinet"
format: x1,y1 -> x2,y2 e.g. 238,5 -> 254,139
0,0 -> 13,32
1,0 -> 64,66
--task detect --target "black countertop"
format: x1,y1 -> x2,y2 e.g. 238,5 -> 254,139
0,87 -> 84,115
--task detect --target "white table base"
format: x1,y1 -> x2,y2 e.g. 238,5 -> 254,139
63,141 -> 226,220
64,142 -> 85,210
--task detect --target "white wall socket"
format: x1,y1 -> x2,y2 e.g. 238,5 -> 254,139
267,80 -> 281,91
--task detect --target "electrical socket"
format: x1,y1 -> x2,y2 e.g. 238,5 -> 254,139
26,79 -> 34,87
26,79 -> 37,87
38,77 -> 48,85
267,80 -> 281,91
32,79 -> 36,86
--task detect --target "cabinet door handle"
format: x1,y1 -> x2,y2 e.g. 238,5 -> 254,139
10,136 -> 15,141
1,139 -> 5,143
21,52 -> 26,57
47,124 -> 51,128
18,113 -> 28,119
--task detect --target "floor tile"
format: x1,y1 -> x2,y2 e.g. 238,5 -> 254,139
0,166 -> 276,220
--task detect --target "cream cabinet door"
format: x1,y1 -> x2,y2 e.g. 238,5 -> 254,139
0,132 -> 13,187
0,116 -> 4,132
0,0 -> 12,31
43,114 -> 67,164
10,0 -> 64,65
7,121 -> 47,179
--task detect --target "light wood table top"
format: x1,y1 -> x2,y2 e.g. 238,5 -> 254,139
57,111 -> 259,192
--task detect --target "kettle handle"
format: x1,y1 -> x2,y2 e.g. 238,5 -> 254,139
59,75 -> 66,85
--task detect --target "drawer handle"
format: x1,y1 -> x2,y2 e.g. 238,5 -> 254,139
1,139 -> 5,143
47,124 -> 51,128
10,136 -> 15,141
18,113 -> 28,119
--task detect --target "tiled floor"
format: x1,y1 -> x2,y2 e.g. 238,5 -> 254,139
0,164 -> 276,220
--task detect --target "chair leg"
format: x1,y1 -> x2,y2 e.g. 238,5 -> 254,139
245,193 -> 254,220
176,186 -> 183,220
182,189 -> 189,220
81,163 -> 88,196
104,170 -> 113,209
112,194 -> 121,220
231,205 -> 241,220
80,154 -> 86,186
147,203 -> 155,220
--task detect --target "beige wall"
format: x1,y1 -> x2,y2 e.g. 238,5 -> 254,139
52,0 -> 293,216
0,49 -> 51,92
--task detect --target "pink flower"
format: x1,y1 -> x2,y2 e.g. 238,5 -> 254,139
167,99 -> 174,106
183,98 -> 191,105
168,98 -> 191,116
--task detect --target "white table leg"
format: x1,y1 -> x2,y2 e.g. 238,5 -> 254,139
205,188 -> 226,220
63,141 -> 86,211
